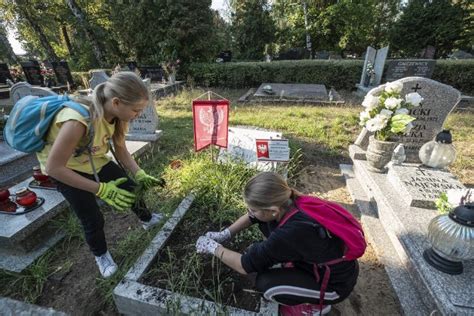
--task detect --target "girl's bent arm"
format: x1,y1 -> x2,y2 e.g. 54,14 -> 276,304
112,137 -> 140,175
45,121 -> 100,194
228,213 -> 253,236
215,245 -> 247,275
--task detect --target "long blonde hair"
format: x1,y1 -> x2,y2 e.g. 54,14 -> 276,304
243,172 -> 302,211
73,71 -> 149,144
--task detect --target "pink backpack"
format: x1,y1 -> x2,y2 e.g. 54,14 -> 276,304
277,195 -> 366,313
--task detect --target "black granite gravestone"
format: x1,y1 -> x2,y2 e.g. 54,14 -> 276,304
51,61 -> 74,87
385,60 -> 436,82
20,61 -> 43,86
218,51 -> 232,62
0,64 -> 13,85
127,61 -> 138,71
137,66 -> 164,81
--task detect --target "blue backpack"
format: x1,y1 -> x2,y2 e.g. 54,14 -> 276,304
4,95 -> 93,154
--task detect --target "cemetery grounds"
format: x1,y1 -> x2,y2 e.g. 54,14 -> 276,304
0,88 -> 472,315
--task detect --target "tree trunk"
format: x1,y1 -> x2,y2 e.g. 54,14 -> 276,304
15,5 -> 59,62
66,0 -> 106,67
0,23 -> 18,64
61,25 -> 74,57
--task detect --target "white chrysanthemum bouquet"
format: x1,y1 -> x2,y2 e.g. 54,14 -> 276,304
360,81 -> 423,141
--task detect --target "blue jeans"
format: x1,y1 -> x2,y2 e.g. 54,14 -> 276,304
55,161 -> 151,256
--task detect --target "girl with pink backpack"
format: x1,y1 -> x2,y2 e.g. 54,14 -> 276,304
196,172 -> 366,315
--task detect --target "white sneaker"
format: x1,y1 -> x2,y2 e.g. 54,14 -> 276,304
141,213 -> 164,230
95,251 -> 118,278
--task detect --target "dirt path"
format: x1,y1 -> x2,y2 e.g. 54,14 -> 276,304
36,211 -> 136,316
294,156 -> 402,315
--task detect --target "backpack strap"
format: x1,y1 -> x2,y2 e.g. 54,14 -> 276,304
62,100 -> 99,183
277,207 -> 298,228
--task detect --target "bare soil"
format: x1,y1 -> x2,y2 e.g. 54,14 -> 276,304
141,206 -> 261,312
35,211 -> 136,316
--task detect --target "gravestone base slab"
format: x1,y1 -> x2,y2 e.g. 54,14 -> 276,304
251,83 -> 344,105
348,144 -> 367,161
387,164 -> 465,209
125,130 -> 162,142
342,159 -> 474,315
0,231 -> 65,273
151,81 -> 184,99
354,84 -> 374,97
340,164 -> 430,316
0,147 -> 38,187
0,178 -> 68,273
0,297 -> 67,316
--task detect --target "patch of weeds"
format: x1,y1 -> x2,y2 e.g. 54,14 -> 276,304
0,252 -> 54,303
51,211 -> 84,245
143,202 -> 260,312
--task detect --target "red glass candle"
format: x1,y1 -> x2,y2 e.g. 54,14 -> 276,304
0,188 -> 10,203
15,188 -> 37,207
33,166 -> 49,183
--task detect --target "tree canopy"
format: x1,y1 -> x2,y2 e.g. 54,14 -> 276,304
0,0 -> 472,70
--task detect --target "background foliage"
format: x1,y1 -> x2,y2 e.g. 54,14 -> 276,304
186,59 -> 474,93
0,0 -> 472,71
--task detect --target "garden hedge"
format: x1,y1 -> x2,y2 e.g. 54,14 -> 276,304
186,59 -> 474,94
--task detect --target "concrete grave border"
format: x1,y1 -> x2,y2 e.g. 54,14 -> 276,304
113,194 -> 279,315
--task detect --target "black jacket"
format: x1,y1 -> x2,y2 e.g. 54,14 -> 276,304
241,211 -> 359,296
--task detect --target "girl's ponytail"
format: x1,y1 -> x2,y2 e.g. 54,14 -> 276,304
91,82 -> 106,121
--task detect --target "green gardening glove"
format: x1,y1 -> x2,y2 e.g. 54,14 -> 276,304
96,178 -> 136,211
134,169 -> 165,189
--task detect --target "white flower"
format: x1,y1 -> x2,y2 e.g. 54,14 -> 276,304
379,109 -> 393,118
365,115 -> 388,132
359,110 -> 371,125
446,189 -> 473,206
385,81 -> 403,94
362,94 -> 380,111
384,97 -> 403,110
405,92 -> 423,107
395,108 -> 409,115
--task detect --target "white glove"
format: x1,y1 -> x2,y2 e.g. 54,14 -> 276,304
205,228 -> 232,243
196,236 -> 220,255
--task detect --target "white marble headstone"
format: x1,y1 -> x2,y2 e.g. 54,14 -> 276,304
359,46 -> 376,86
126,79 -> 160,141
373,46 -> 389,86
10,82 -> 57,104
89,71 -> 109,90
218,126 -> 285,171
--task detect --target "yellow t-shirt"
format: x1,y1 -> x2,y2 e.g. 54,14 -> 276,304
37,106 -> 115,174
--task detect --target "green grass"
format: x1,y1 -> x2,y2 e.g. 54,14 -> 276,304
1,87 -> 472,312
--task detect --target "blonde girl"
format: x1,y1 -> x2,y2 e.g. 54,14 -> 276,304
37,72 -> 163,278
